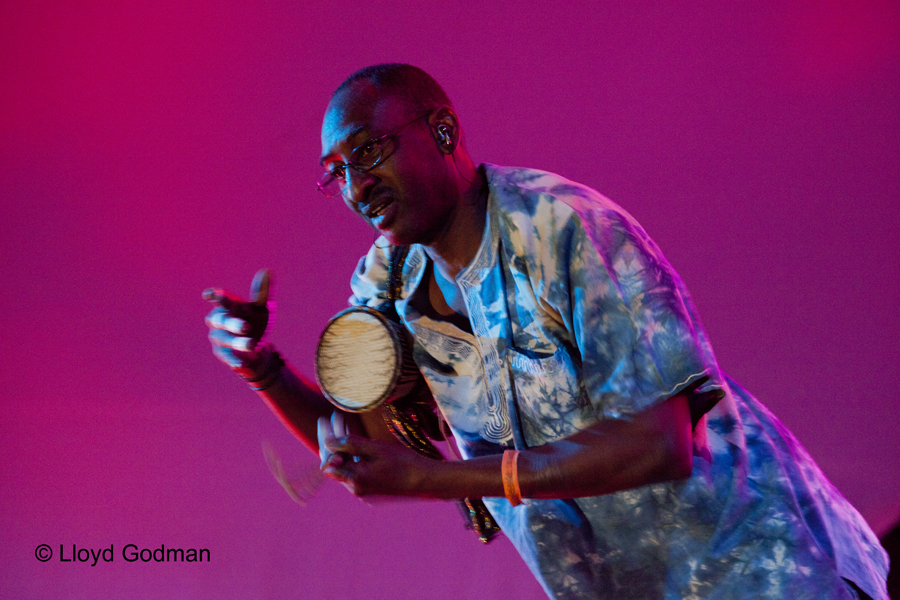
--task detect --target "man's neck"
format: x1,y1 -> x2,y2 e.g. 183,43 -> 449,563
424,163 -> 487,281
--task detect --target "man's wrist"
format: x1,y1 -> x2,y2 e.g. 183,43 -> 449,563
235,343 -> 285,391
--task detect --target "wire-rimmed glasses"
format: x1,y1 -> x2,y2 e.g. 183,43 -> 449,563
316,110 -> 431,199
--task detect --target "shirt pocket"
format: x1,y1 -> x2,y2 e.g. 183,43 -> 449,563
507,345 -> 594,446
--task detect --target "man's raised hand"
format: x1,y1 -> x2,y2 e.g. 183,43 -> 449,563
204,269 -> 275,371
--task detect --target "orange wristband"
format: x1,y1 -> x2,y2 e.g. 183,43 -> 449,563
502,449 -> 522,507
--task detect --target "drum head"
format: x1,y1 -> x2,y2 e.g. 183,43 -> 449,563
315,307 -> 402,412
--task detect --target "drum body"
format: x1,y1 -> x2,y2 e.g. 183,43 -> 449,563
315,306 -> 426,412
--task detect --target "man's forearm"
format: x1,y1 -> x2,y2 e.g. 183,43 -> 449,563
418,394 -> 694,500
254,360 -> 338,453
253,357 -> 397,453
323,394 -> 695,500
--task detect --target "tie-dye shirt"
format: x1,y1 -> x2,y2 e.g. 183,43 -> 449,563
349,164 -> 888,600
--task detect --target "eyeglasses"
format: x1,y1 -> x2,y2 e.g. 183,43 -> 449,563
316,110 -> 431,199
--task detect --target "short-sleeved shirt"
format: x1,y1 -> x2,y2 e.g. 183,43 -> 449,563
349,164 -> 888,599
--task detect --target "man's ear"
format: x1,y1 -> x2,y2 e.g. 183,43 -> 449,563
430,106 -> 459,154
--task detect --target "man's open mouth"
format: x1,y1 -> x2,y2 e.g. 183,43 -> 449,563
364,197 -> 393,219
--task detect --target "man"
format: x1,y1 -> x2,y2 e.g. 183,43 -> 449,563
205,64 -> 888,599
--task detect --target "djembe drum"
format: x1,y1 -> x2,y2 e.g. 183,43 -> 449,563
314,304 -> 501,543
315,306 -> 427,412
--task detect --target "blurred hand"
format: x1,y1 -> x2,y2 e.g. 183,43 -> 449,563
203,269 -> 274,371
317,411 -> 432,498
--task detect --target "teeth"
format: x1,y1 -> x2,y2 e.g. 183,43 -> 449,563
369,201 -> 390,218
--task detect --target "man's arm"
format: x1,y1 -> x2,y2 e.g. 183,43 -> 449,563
318,391 -> 693,500
251,358 -> 397,452
204,269 -> 396,453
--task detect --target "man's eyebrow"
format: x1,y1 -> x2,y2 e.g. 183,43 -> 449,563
319,125 -> 367,165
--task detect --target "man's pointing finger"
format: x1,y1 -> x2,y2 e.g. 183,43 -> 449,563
250,269 -> 272,307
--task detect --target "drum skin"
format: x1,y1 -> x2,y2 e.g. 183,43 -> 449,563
315,306 -> 425,412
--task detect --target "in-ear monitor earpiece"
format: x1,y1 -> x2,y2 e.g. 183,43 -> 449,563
438,124 -> 453,148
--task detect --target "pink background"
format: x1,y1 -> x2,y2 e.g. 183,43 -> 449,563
2,2 -> 898,598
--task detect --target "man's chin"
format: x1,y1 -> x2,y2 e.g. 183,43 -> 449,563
368,225 -> 403,246
380,232 -> 411,246
371,222 -> 416,247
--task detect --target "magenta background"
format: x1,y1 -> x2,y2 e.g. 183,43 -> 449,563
2,2 -> 898,598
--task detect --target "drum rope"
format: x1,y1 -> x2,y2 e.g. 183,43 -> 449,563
380,245 -> 502,544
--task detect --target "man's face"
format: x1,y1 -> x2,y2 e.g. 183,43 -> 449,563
320,83 -> 457,247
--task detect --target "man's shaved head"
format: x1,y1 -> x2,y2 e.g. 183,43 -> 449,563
330,63 -> 453,115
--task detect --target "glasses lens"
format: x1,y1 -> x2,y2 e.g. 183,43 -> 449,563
351,141 -> 383,172
316,173 -> 343,198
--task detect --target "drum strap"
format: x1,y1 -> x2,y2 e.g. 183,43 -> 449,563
380,244 -> 502,544
386,244 -> 409,304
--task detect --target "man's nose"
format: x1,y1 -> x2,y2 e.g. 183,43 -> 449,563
342,167 -> 377,206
